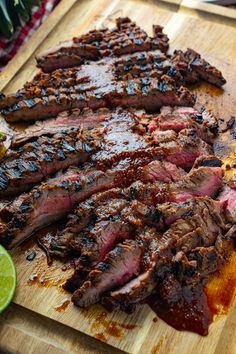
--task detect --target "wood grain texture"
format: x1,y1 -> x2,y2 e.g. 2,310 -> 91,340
1,0 -> 236,353
0,303 -> 124,354
181,0 -> 236,21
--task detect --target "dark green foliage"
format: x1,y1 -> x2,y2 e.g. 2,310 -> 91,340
0,0 -> 41,40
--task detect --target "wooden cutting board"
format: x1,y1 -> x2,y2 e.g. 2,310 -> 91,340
1,1 -> 236,353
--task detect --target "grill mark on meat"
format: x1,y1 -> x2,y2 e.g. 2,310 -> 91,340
36,18 -> 169,72
49,164 -> 219,258
171,48 -> 226,87
71,239 -> 143,307
0,155 -> 165,248
59,165 -> 223,293
3,107 -> 213,196
110,197 -> 231,307
193,155 -> 222,168
1,74 -> 195,122
0,128 -> 99,196
152,129 -> 212,169
148,106 -> 218,143
12,108 -> 112,148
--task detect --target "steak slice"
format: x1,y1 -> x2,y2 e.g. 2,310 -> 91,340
110,268 -> 156,306
1,75 -> 194,122
0,155 -> 163,249
62,165 -> 222,292
65,220 -> 134,293
12,108 -> 112,148
153,129 -> 212,168
3,109 -> 151,195
71,239 -> 142,307
217,184 -> 236,223
158,196 -> 226,228
0,51 -> 173,111
109,227 -> 159,305
172,48 -> 226,87
3,106 -> 212,196
148,106 -> 218,143
172,166 -> 223,202
36,17 -> 169,72
137,160 -> 186,183
0,128 -> 98,196
54,198 -> 133,258
0,166 -> 117,249
111,197 -> 230,306
50,164 -> 219,258
48,160 -> 185,257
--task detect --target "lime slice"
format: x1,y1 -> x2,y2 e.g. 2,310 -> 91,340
0,245 -> 16,313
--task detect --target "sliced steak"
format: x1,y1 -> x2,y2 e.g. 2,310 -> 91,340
48,160 -> 185,258
137,160 -> 186,183
110,268 -> 156,306
0,19 -> 226,122
148,106 -> 218,143
1,73 -> 194,122
158,197 -> 226,229
152,129 -> 212,168
0,128 -> 98,196
0,166 -> 119,249
61,165 -> 223,292
51,164 -> 219,259
172,166 -> 223,202
36,17 -> 169,72
0,155 -> 171,249
111,197 -> 230,306
0,15 -> 230,337
12,108 -> 112,148
2,109 -> 151,195
110,227 -> 159,305
0,52 -> 179,111
54,197 -> 133,259
64,223 -> 135,293
71,239 -> 142,307
218,184 -> 236,223
172,48 -> 226,87
2,105 -> 213,196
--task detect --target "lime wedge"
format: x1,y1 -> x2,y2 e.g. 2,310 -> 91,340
0,245 -> 16,313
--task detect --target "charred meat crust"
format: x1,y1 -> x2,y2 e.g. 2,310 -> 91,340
0,128 -> 99,196
71,239 -> 143,307
0,17 -> 231,337
0,107 -> 213,196
57,165 -> 223,293
36,17 -> 169,72
0,19 -> 226,122
0,74 -> 195,122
